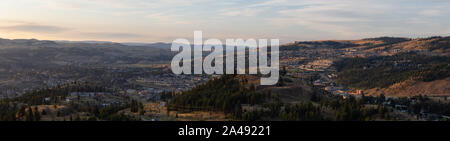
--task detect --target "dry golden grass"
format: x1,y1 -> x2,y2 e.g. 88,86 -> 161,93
364,78 -> 450,97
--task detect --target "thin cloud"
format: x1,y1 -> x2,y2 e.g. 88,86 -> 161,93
221,8 -> 264,17
0,24 -> 68,34
79,32 -> 143,39
419,9 -> 442,17
264,0 -> 450,39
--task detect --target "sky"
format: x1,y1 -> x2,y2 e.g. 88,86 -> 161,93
0,0 -> 449,43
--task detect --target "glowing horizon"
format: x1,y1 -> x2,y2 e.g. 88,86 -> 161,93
1,0 -> 450,43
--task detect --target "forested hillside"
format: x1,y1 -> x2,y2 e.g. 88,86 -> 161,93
168,75 -> 271,118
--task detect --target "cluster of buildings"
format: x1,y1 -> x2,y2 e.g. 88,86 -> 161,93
133,73 -> 209,93
299,59 -> 334,72
64,91 -> 126,107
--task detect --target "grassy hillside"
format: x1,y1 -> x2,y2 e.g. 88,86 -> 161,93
333,52 -> 450,89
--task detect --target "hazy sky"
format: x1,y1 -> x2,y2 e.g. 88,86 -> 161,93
1,0 -> 449,43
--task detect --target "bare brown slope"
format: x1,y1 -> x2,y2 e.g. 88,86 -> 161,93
283,36 -> 449,55
364,77 -> 450,97
361,37 -> 450,54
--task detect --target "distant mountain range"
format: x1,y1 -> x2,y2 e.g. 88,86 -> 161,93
54,40 -> 172,49
120,42 -> 171,49
0,38 -> 175,69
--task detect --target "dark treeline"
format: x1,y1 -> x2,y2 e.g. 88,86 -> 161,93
423,36 -> 450,51
280,41 -> 360,51
281,102 -> 323,121
0,82 -> 138,121
168,75 -> 273,118
0,101 -> 40,121
410,100 -> 450,117
330,96 -> 389,121
388,95 -> 450,117
130,99 -> 145,115
243,93 -> 391,121
12,81 -> 110,105
168,75 -> 395,121
362,37 -> 411,49
66,101 -> 137,121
